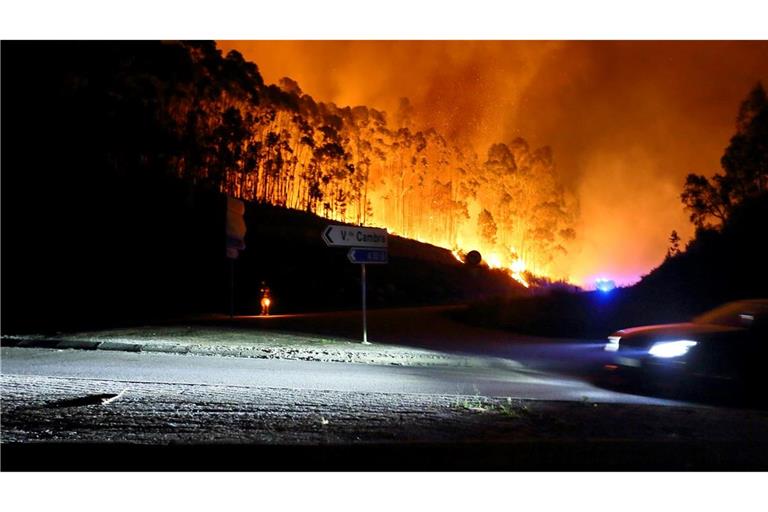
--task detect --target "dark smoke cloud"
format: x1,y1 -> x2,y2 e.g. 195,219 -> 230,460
217,40 -> 768,285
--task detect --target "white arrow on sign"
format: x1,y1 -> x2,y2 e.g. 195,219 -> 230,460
348,248 -> 388,264
322,225 -> 388,248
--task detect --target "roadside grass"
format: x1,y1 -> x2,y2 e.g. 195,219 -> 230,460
454,396 -> 532,418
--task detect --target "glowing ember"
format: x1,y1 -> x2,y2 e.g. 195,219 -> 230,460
448,245 -> 529,287
508,259 -> 530,288
510,272 -> 530,289
475,251 -> 530,288
487,253 -> 503,268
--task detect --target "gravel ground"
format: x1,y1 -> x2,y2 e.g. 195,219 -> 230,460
4,374 -> 768,446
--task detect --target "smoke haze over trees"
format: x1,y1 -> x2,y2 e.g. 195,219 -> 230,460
218,40 -> 768,285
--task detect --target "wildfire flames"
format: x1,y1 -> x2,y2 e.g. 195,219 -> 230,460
485,252 -> 531,288
354,131 -> 575,286
450,248 -> 529,288
184,43 -> 580,286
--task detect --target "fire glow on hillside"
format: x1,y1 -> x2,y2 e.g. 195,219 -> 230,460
220,105 -> 572,285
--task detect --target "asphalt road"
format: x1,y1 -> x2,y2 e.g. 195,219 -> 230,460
198,306 -> 617,375
1,347 -> 686,405
8,346 -> 768,471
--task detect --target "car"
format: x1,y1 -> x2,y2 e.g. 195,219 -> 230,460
603,299 -> 768,391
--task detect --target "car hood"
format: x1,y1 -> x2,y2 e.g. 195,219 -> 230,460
614,322 -> 740,338
612,322 -> 744,348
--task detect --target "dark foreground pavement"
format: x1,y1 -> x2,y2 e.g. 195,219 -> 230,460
6,440 -> 768,471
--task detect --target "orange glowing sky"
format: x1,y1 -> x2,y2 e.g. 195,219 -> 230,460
217,41 -> 768,286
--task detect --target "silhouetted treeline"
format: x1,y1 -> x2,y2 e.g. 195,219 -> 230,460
649,81 -> 768,311
681,82 -> 768,229
2,42 -> 228,330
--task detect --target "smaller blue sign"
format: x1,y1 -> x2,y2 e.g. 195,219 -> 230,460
347,248 -> 389,264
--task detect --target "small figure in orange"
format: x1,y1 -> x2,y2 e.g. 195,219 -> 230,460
259,282 -> 272,316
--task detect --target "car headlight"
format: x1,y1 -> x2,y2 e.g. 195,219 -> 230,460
605,336 -> 621,352
648,340 -> 697,358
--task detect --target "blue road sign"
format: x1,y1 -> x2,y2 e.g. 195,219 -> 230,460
347,248 -> 388,264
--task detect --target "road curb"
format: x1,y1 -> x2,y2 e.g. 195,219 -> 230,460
2,337 -> 148,354
98,341 -> 143,352
16,339 -> 62,349
3,337 -> 280,359
55,340 -> 102,350
142,344 -> 191,354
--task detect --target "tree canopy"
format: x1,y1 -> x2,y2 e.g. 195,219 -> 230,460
681,82 -> 768,229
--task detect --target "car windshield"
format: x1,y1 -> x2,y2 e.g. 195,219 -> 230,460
692,300 -> 768,328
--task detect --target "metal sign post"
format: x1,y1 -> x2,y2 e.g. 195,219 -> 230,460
229,259 -> 234,318
361,263 -> 368,344
225,197 -> 247,318
323,225 -> 388,344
